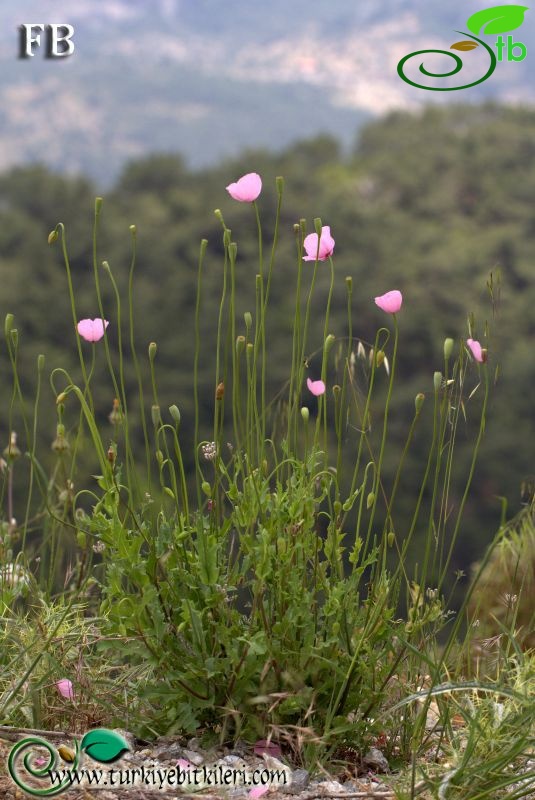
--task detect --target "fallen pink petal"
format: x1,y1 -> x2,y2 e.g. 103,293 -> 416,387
77,318 -> 110,342
253,740 -> 282,758
303,226 -> 335,261
56,678 -> 74,700
176,759 -> 192,770
307,378 -> 326,396
374,290 -> 403,314
249,785 -> 270,799
467,338 -> 484,363
226,172 -> 262,202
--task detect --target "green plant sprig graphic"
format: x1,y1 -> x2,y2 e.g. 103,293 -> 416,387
8,737 -> 80,797
397,32 -> 497,91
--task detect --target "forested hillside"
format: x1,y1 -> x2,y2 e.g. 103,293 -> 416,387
1,103 -> 533,581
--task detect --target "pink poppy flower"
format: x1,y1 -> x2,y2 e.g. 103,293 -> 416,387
56,678 -> 74,700
249,785 -> 269,799
303,226 -> 335,261
226,173 -> 262,202
374,290 -> 403,314
467,338 -> 485,363
77,318 -> 109,342
307,378 -> 326,396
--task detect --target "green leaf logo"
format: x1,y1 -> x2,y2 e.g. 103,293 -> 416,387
80,729 -> 130,764
466,5 -> 529,35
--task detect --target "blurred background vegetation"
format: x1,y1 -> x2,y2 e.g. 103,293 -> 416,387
1,102 -> 533,599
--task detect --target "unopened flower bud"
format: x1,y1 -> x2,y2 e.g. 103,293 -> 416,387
155,450 -> 164,465
334,500 -> 342,515
108,398 -> 123,426
301,407 -> 309,423
387,531 -> 396,548
56,392 -> 67,405
313,217 -> 323,236
366,491 -> 375,510
107,446 -> 116,464
236,335 -> 246,355
148,342 -> 157,361
37,354 -> 45,372
444,338 -> 454,360
332,384 -> 341,397
4,432 -> 20,461
325,334 -> 336,354
415,393 -> 425,413
151,405 -> 161,427
48,229 -> 59,244
375,350 -> 385,367
345,276 -> 353,294
433,371 -> 442,392
4,313 -> 14,338
201,481 -> 212,497
95,197 -> 103,214
276,176 -> 284,194
129,224 -> 137,235
244,312 -> 252,331
51,425 -> 70,454
169,405 -> 181,426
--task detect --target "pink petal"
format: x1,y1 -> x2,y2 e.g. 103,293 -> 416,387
307,378 -> 326,396
226,172 -> 262,202
77,318 -> 109,342
303,226 -> 335,261
56,678 -> 74,700
467,338 -> 484,363
249,785 -> 270,799
254,740 -> 282,758
176,759 -> 191,769
374,290 -> 403,314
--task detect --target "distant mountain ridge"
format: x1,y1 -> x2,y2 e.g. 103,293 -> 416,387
0,1 -> 533,184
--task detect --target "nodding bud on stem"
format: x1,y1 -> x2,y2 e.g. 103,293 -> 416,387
387,531 -> 396,548
415,393 -> 425,414
169,405 -> 181,426
433,371 -> 442,392
325,334 -> 336,354
367,492 -> 375,510
375,350 -> 385,367
151,405 -> 161,427
213,208 -> 224,224
236,335 -> 246,355
215,382 -> 225,400
101,260 -> 110,272
148,342 -> 157,361
48,229 -> 59,244
332,384 -> 341,397
56,392 -> 67,405
301,407 -> 309,423
444,338 -> 454,360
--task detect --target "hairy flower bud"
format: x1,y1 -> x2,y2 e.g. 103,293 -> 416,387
444,337 -> 454,360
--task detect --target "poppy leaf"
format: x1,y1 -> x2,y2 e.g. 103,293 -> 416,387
450,40 -> 479,51
466,5 -> 528,35
80,729 -> 130,764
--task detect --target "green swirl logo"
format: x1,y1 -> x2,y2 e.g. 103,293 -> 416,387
398,4 -> 529,91
7,729 -> 129,796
